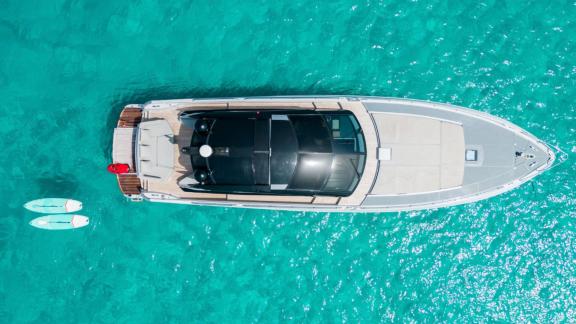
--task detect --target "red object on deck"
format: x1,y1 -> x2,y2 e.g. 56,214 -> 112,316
107,163 -> 130,174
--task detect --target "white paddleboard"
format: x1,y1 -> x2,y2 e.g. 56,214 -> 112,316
24,198 -> 82,214
29,214 -> 89,230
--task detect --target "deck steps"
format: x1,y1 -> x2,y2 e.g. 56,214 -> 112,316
118,108 -> 142,128
117,174 -> 141,195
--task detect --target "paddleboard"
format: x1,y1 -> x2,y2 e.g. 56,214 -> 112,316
29,214 -> 89,230
24,198 -> 82,214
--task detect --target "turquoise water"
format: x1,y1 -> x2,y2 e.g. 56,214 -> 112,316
1,0 -> 575,322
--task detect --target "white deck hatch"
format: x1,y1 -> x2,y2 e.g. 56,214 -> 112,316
137,120 -> 175,181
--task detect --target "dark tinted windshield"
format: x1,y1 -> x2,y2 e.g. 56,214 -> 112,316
179,109 -> 366,196
289,115 -> 332,153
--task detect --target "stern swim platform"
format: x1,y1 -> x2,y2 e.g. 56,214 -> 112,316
112,106 -> 142,196
111,96 -> 555,212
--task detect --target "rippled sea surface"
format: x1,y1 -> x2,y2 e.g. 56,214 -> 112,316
1,0 -> 575,322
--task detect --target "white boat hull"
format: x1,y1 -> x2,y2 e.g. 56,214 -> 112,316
112,96 -> 556,212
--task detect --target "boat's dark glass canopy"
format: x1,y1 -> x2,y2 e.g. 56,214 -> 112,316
178,109 -> 366,196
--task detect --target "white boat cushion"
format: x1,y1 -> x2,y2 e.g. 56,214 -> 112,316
112,127 -> 136,168
138,120 -> 175,181
371,114 -> 465,195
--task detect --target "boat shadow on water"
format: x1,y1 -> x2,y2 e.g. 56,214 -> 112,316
0,214 -> 17,249
33,175 -> 80,198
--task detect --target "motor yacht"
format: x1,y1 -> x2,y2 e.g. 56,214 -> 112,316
111,96 -> 555,212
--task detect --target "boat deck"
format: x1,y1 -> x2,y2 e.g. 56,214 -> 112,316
112,96 -> 555,211
360,98 -> 554,210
